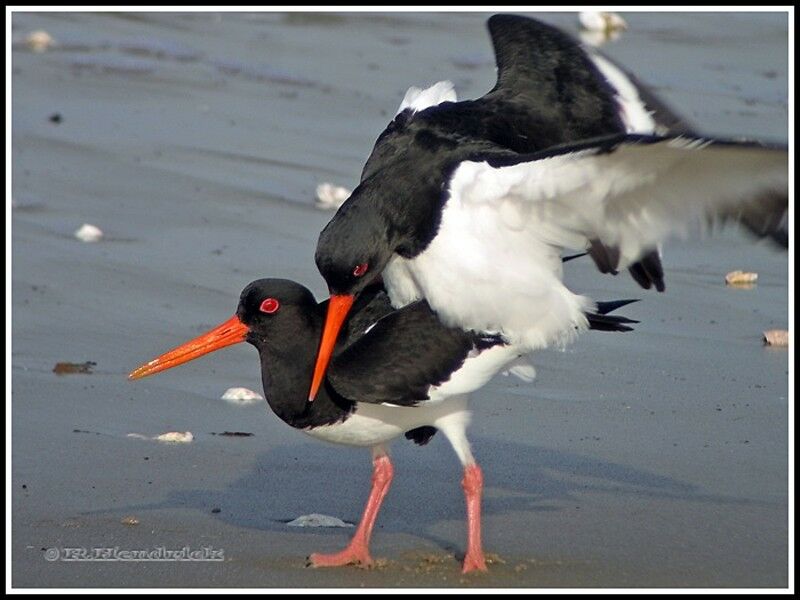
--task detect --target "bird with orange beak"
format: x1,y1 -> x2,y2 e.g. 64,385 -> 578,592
130,278 -> 638,572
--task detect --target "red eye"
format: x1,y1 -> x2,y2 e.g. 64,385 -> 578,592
259,298 -> 280,314
353,263 -> 369,277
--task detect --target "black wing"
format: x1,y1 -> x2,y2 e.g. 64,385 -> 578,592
485,13 -> 625,141
336,281 -> 395,348
328,301 -> 493,406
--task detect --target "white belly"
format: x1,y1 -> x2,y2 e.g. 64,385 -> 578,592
305,395 -> 471,447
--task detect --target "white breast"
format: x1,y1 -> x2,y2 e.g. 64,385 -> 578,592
384,183 -> 592,352
305,395 -> 471,447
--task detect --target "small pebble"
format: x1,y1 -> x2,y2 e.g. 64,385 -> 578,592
53,361 -> 96,375
74,223 -> 104,243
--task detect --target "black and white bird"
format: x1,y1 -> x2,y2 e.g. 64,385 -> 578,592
309,14 -> 788,399
129,278 -> 637,573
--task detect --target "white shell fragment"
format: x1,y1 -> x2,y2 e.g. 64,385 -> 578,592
578,12 -> 627,46
154,431 -> 194,443
221,387 -> 263,404
725,270 -> 758,285
763,329 -> 788,347
579,11 -> 628,32
315,183 -> 352,210
579,28 -> 623,48
74,223 -> 104,242
501,358 -> 537,382
26,30 -> 56,52
127,431 -> 194,443
286,513 -> 354,528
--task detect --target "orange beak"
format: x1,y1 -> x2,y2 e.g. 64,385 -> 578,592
128,315 -> 249,380
308,294 -> 354,401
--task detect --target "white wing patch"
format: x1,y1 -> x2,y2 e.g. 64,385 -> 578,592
586,52 -> 657,134
501,357 -> 537,382
396,80 -> 457,115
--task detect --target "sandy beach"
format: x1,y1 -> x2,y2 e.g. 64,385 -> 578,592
10,11 -> 789,589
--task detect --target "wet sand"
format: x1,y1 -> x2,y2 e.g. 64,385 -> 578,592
10,11 -> 789,589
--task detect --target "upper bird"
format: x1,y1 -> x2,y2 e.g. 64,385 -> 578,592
309,13 -> 788,399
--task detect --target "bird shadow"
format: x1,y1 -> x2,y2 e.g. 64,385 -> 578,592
92,433 -> 769,559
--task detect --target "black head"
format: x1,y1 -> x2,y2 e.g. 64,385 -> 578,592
310,164 -> 450,401
314,187 -> 396,296
236,279 -> 319,348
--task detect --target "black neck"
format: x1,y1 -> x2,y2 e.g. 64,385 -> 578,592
252,307 -> 354,430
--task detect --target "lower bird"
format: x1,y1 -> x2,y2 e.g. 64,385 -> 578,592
129,278 -> 636,573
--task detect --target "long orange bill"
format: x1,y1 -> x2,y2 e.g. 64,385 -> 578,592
308,294 -> 355,402
128,315 -> 249,380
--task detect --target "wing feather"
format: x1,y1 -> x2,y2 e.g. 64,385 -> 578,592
328,301 -> 481,405
452,134 -> 787,270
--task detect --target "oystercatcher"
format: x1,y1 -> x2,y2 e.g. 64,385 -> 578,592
309,13 -> 788,400
129,278 -> 637,572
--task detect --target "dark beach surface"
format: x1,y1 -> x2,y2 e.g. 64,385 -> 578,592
10,11 -> 789,589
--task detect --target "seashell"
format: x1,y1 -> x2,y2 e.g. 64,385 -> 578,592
26,30 -> 55,52
221,387 -> 263,404
579,11 -> 628,32
74,223 -> 104,242
154,431 -> 194,443
763,329 -> 788,347
286,513 -> 353,528
725,270 -> 758,285
315,183 -> 352,210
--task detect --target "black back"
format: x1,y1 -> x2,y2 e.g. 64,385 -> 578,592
329,300 -> 504,405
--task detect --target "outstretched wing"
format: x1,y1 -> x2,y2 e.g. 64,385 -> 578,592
485,13 -> 689,140
328,301 -> 494,406
450,134 -> 787,275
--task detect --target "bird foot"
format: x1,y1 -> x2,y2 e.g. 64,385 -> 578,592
461,551 -> 488,574
307,546 -> 374,569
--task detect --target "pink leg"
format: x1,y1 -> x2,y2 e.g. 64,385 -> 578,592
461,463 -> 487,573
308,454 -> 393,568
